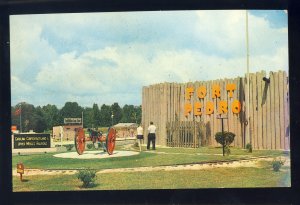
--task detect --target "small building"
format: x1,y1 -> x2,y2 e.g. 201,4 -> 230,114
113,123 -> 138,138
52,125 -> 83,142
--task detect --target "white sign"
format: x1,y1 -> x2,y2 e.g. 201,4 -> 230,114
64,118 -> 82,124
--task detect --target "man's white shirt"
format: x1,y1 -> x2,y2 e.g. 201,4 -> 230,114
148,125 -> 156,133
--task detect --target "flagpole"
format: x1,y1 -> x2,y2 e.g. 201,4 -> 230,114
246,10 -> 251,147
20,103 -> 22,133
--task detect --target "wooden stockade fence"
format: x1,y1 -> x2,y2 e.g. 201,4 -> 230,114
142,70 -> 289,150
166,121 -> 206,148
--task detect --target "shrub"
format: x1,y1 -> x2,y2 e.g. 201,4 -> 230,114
76,169 -> 97,188
64,144 -> 74,151
224,145 -> 231,156
215,131 -> 235,146
87,143 -> 94,150
246,143 -> 252,153
272,157 -> 286,172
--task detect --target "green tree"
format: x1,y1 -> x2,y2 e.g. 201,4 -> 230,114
111,102 -> 122,125
120,104 -> 142,123
33,106 -> 47,132
59,102 -> 83,124
121,104 -> 135,123
42,104 -> 60,130
12,102 -> 35,132
23,103 -> 35,132
99,104 -> 111,127
92,103 -> 101,128
134,105 -> 142,124
11,105 -> 21,130
83,107 -> 93,128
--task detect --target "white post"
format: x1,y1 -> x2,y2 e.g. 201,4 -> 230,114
60,126 -> 63,147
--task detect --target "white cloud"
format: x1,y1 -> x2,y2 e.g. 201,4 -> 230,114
10,11 -> 288,107
10,16 -> 58,77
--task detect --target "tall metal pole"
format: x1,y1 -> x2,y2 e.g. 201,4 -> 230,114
221,118 -> 225,156
246,10 -> 251,147
19,103 -> 22,133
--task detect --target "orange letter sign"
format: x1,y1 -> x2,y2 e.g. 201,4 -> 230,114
232,100 -> 241,114
212,85 -> 221,98
184,103 -> 192,117
218,101 -> 228,114
205,101 -> 214,115
226,84 -> 236,98
197,86 -> 206,99
194,102 -> 202,116
185,87 -> 194,100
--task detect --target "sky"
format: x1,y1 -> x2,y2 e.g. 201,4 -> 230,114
10,10 -> 288,108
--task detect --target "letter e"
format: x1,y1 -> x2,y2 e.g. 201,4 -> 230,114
184,103 -> 192,117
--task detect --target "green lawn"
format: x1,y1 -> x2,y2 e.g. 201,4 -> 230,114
12,146 -> 290,191
12,146 -> 287,170
13,161 -> 290,191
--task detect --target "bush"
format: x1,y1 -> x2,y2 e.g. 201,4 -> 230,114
272,158 -> 285,172
87,143 -> 94,150
224,145 -> 231,156
246,143 -> 252,153
215,131 -> 235,146
76,169 -> 97,188
64,144 -> 74,151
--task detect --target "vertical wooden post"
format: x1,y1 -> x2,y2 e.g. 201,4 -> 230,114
257,72 -> 263,149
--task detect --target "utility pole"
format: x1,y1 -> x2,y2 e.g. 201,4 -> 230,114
217,115 -> 228,156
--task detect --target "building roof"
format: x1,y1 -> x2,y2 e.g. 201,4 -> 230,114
113,123 -> 138,128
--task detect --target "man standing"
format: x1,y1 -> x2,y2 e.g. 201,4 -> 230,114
136,124 -> 144,152
147,121 -> 156,150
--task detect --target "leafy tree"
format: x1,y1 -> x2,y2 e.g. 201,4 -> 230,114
92,103 -> 101,128
83,107 -> 93,128
134,105 -> 142,124
11,106 -> 21,130
59,102 -> 83,124
42,104 -> 60,130
33,106 -> 47,132
11,101 -> 142,132
119,104 -> 142,124
22,103 -> 34,132
99,104 -> 111,127
121,104 -> 135,123
111,102 -> 122,125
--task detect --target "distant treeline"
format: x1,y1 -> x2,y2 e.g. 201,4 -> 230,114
11,102 -> 141,133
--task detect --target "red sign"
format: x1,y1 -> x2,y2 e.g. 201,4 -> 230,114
17,163 -> 24,174
11,125 -> 17,131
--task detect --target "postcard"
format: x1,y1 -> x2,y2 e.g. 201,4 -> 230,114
10,10 -> 290,192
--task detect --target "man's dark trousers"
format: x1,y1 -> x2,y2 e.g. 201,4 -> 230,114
147,133 -> 156,150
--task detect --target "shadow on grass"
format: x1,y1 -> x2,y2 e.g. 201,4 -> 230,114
21,179 -> 30,182
78,183 -> 98,189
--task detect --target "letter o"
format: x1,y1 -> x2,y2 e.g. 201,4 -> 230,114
232,100 -> 241,114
